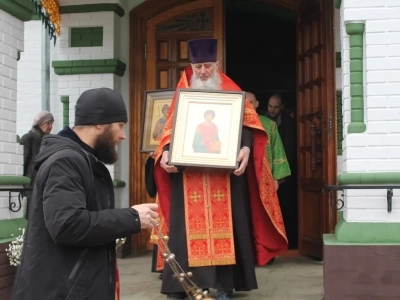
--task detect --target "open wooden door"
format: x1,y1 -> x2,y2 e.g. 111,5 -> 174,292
296,0 -> 336,259
129,0 -> 223,255
146,0 -> 224,90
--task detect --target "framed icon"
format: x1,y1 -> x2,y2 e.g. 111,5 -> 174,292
140,89 -> 174,152
169,89 -> 245,169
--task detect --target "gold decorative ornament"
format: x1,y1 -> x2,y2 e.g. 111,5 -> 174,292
154,224 -> 215,300
40,0 -> 61,36
116,237 -> 126,248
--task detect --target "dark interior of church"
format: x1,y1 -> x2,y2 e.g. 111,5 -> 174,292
226,1 -> 296,116
226,1 -> 299,249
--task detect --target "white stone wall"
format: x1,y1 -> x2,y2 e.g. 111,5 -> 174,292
16,21 -> 43,137
0,9 -> 25,220
335,7 -> 343,179
340,0 -> 400,222
15,0 -> 145,211
53,11 -> 122,182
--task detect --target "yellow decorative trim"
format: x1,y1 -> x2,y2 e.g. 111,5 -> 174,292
41,0 -> 61,36
213,233 -> 233,239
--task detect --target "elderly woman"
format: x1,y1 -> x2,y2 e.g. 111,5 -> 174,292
19,110 -> 54,218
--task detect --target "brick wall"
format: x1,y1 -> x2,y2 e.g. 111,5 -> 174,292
16,21 -> 43,137
340,0 -> 400,221
0,9 -> 25,220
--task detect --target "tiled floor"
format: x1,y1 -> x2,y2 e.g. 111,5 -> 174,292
118,251 -> 324,300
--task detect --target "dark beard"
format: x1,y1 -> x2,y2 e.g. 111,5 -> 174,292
93,126 -> 118,164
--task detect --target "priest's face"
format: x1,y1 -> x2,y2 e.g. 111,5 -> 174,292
190,61 -> 221,90
192,61 -> 219,81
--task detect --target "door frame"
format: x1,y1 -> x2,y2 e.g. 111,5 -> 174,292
129,0 -> 337,256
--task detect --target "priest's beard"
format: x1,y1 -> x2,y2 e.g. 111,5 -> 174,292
93,125 -> 118,164
190,71 -> 221,90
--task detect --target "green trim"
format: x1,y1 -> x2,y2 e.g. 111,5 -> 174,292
335,52 -> 341,68
60,96 -> 70,127
324,234 -> 400,245
330,214 -> 400,243
336,90 -> 343,155
0,176 -> 30,186
338,172 -> 400,185
59,4 -> 124,17
31,13 -> 40,20
71,27 -> 103,47
346,23 -> 366,134
52,59 -> 126,77
16,135 -> 20,143
0,218 -> 27,242
0,0 -> 35,21
17,51 -> 21,61
113,180 -> 126,188
334,0 -> 342,9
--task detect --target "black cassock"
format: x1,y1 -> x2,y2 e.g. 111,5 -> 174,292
160,171 -> 258,295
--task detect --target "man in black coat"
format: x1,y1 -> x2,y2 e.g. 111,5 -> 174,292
13,88 -> 159,300
266,93 -> 298,249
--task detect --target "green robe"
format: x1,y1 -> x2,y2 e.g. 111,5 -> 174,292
259,115 -> 291,180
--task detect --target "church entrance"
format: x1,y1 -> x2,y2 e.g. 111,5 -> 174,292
226,1 -> 299,250
129,0 -> 337,259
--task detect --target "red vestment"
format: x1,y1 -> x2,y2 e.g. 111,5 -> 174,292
153,67 -> 288,270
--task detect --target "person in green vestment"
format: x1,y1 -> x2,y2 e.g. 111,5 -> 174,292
246,92 -> 291,191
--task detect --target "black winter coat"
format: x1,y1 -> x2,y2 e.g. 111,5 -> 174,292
19,126 -> 44,188
13,129 -> 141,300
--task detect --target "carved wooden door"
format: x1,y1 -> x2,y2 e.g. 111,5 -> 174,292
146,0 -> 224,90
296,0 -> 336,259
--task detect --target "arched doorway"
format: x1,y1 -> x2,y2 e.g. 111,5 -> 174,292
129,0 -> 337,259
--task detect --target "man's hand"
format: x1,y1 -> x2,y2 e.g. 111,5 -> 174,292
160,150 -> 179,173
132,203 -> 159,229
233,146 -> 250,176
274,180 -> 279,191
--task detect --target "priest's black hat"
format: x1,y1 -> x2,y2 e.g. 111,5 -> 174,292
188,38 -> 218,63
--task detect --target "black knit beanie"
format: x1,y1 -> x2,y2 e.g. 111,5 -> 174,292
74,88 -> 128,126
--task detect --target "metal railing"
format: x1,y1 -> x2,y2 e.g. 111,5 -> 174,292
324,185 -> 400,212
0,188 -> 32,213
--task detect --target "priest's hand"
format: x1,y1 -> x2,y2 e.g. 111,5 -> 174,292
131,203 -> 159,229
233,146 -> 250,176
274,180 -> 279,191
160,150 -> 179,173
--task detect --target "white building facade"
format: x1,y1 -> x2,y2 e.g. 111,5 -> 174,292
1,0 -> 400,298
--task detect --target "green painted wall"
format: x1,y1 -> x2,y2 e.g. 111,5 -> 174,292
52,59 -> 126,76
338,172 -> 400,185
0,218 -> 27,243
0,176 -> 30,186
71,27 -> 103,47
335,52 -> 341,68
325,213 -> 400,245
60,96 -> 69,127
346,23 -> 366,134
0,0 -> 35,21
113,180 -> 126,188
